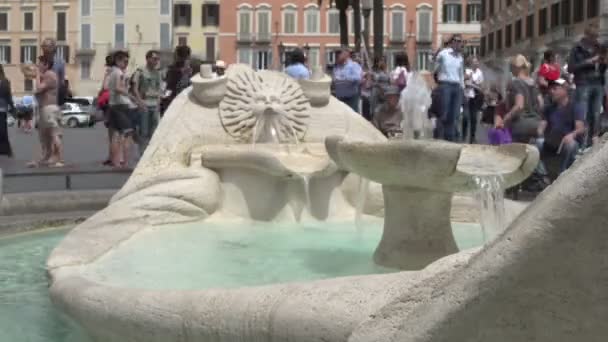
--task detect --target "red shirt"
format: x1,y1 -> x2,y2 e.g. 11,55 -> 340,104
538,63 -> 560,81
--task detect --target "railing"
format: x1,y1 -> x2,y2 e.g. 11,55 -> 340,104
417,33 -> 432,44
237,32 -> 254,42
390,32 -> 406,43
256,32 -> 272,43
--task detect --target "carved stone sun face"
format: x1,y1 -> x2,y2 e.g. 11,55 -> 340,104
219,67 -> 311,143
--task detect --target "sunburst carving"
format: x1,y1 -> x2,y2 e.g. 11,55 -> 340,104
219,67 -> 311,143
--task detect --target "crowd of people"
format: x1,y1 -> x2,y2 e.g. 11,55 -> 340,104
1,25 -> 607,195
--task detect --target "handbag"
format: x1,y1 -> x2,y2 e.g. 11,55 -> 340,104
488,127 -> 512,145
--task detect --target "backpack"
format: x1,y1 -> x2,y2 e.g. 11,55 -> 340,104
396,69 -> 407,90
97,89 -> 109,110
129,68 -> 144,96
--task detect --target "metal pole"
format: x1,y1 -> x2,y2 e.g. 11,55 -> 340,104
372,0 -> 383,59
338,0 -> 349,46
353,0 -> 362,52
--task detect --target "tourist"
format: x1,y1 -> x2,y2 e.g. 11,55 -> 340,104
285,49 -> 310,80
28,55 -> 63,168
538,78 -> 586,177
214,60 -> 226,77
537,50 -> 561,106
162,45 -> 193,114
19,95 -> 35,133
0,64 -> 14,157
100,54 -> 115,166
434,34 -> 465,141
360,69 -> 373,121
501,54 -> 543,144
372,85 -> 403,138
428,73 -> 443,139
462,56 -> 484,144
41,38 -> 66,106
131,50 -> 162,156
332,47 -> 363,112
391,52 -> 410,92
568,23 -> 606,146
370,56 -> 391,114
107,50 -> 136,168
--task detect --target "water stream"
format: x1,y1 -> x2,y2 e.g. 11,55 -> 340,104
473,175 -> 506,242
354,177 -> 370,235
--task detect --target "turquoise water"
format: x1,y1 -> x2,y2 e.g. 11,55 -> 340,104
0,228 -> 91,342
85,220 -> 483,289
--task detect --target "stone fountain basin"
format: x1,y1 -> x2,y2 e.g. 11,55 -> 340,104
325,136 -> 540,192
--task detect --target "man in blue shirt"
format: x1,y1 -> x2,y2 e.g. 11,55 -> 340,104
41,38 -> 66,105
284,49 -> 310,80
332,47 -> 362,113
538,78 -> 586,177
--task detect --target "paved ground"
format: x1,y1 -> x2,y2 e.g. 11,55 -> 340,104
0,124 -> 131,193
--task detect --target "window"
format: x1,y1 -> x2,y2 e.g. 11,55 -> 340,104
548,3 -> 558,29
464,45 -> 479,57
115,0 -> 125,16
0,43 -> 10,64
505,24 -> 512,48
238,48 -> 251,64
238,10 -> 252,40
0,12 -> 7,31
417,6 -> 432,43
588,0 -> 599,19
480,36 -> 486,57
206,36 -> 215,61
202,4 -> 219,26
573,1 -> 584,22
114,23 -> 125,49
20,44 -> 37,64
526,14 -> 534,38
56,12 -> 67,42
24,12 -> 34,31
82,0 -> 91,16
305,7 -> 320,34
538,8 -> 548,36
81,24 -> 91,49
160,23 -> 171,49
480,0 -> 485,21
56,45 -> 70,63
254,50 -> 271,70
80,60 -> 91,80
174,4 -> 192,27
160,0 -> 170,16
515,19 -> 522,42
506,0 -> 512,6
326,49 -> 338,65
561,0 -> 571,25
417,50 -> 432,71
443,3 -> 462,23
178,36 -> 188,46
307,47 -> 319,67
24,79 -> 33,92
496,29 -> 502,50
283,7 -> 297,34
328,9 -> 339,34
391,11 -> 405,41
489,0 -> 495,15
467,3 -> 481,22
257,9 -> 271,41
488,32 -> 494,52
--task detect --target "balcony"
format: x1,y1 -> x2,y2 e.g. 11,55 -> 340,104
417,34 -> 432,44
390,32 -> 406,43
237,32 -> 254,43
256,32 -> 272,43
75,47 -> 95,57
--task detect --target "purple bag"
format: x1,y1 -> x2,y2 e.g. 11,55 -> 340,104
488,127 -> 512,145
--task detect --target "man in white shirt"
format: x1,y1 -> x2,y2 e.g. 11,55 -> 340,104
463,56 -> 484,143
434,34 -> 465,141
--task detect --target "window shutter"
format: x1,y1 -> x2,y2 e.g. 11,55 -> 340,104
6,46 -> 10,64
216,5 -> 220,26
173,7 -> 179,26
20,46 -> 25,63
457,5 -> 462,22
64,46 -> 70,64
202,5 -> 207,26
443,5 -> 448,22
187,5 -> 192,26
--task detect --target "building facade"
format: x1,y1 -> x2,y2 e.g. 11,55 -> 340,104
218,0 -> 441,72
437,0 -> 482,58
0,0 -> 79,96
76,0 -> 173,96
480,0 -> 605,73
173,0 -> 220,62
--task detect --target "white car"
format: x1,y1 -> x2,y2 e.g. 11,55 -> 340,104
60,102 -> 95,128
6,114 -> 14,127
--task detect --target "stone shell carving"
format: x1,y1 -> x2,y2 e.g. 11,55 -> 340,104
219,67 -> 311,143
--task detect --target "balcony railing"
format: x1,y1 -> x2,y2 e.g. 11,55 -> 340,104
417,33 -> 432,44
390,32 -> 406,43
237,32 -> 254,42
256,32 -> 272,43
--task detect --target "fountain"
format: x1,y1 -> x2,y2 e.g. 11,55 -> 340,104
45,64 -> 555,342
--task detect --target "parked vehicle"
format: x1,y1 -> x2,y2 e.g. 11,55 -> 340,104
60,102 -> 95,128
6,113 -> 14,127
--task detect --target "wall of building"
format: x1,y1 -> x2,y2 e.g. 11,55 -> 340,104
0,0 -> 79,96
76,0 -> 172,96
218,0 -> 441,72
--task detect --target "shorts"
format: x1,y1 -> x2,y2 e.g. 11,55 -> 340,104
108,104 -> 134,135
39,105 -> 61,129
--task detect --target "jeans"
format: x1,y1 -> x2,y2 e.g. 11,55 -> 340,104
439,82 -> 463,141
462,97 -> 480,144
575,83 -> 603,146
361,96 -> 372,121
339,96 -> 360,113
137,106 -> 160,154
540,139 -> 580,179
